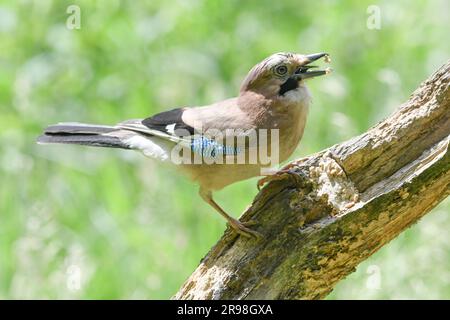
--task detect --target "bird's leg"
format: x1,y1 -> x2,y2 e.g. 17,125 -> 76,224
257,162 -> 301,190
199,188 -> 262,239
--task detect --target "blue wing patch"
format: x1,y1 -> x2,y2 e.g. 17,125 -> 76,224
191,137 -> 241,158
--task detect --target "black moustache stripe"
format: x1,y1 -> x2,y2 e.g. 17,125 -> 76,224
279,77 -> 299,95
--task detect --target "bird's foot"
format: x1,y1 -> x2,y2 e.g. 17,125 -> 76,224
257,163 -> 299,191
228,218 -> 262,239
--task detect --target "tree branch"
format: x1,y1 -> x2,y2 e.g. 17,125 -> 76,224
174,61 -> 450,300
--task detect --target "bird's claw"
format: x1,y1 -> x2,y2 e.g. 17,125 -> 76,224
257,176 -> 271,191
241,220 -> 258,227
228,219 -> 262,239
257,166 -> 298,191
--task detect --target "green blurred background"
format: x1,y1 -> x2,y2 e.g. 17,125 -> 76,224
0,0 -> 449,299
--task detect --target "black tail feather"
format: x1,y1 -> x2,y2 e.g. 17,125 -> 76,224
37,123 -> 130,149
37,133 -> 130,149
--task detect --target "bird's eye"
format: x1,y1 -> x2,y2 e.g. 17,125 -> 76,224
274,65 -> 288,76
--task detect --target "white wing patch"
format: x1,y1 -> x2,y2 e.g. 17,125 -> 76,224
165,123 -> 176,135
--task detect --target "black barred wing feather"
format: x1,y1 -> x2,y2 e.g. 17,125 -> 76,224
190,136 -> 241,158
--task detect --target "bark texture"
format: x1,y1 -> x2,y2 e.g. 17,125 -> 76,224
174,61 -> 450,300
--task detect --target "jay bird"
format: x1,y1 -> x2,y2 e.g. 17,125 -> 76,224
38,52 -> 331,238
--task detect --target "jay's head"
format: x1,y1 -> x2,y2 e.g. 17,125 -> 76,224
240,52 -> 331,99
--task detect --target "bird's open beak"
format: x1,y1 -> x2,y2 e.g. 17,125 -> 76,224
293,52 -> 332,80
